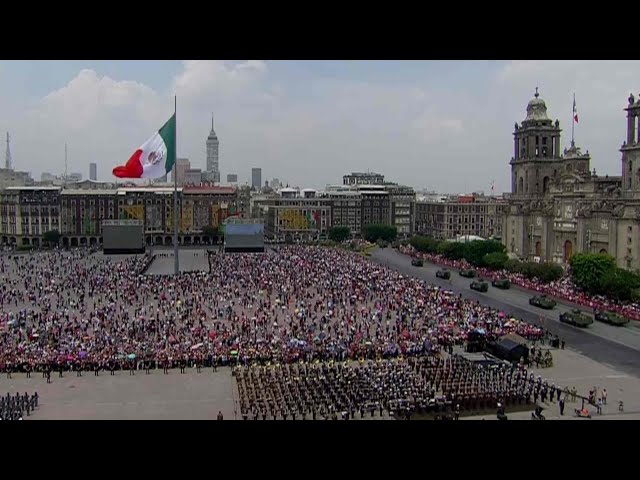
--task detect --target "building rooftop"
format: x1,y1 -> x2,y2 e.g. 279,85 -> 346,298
183,185 -> 236,194
116,187 -> 183,194
345,172 -> 383,176
524,88 -> 550,122
62,189 -> 121,196
4,186 -> 61,191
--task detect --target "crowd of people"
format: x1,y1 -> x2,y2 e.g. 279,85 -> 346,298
0,392 -> 39,420
0,246 -> 549,376
401,245 -> 640,321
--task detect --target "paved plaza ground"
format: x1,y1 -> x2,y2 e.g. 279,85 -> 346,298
143,248 -> 211,275
1,368 -> 237,420
2,345 -> 639,420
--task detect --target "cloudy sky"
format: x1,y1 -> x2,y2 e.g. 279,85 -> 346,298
0,60 -> 638,193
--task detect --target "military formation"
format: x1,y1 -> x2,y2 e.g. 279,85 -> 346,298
0,392 -> 39,420
234,353 -> 570,420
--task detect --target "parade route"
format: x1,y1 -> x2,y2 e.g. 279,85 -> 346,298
371,247 -> 640,378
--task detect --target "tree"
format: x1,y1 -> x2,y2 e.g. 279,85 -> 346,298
202,225 -> 219,244
570,252 -> 616,293
483,252 -> 508,270
530,262 -> 564,283
599,268 -> 640,301
437,241 -> 466,260
362,224 -> 397,243
43,230 -> 61,247
328,226 -> 351,243
504,259 -> 562,283
410,236 -> 440,254
504,259 -> 522,273
463,240 -> 506,267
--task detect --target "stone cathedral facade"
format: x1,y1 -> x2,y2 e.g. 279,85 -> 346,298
503,91 -> 640,271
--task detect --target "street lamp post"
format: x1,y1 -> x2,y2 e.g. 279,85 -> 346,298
529,224 -> 534,261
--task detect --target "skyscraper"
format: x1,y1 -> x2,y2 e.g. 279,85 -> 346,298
251,168 -> 262,189
172,158 -> 191,186
206,115 -> 220,183
227,173 -> 238,183
89,162 -> 97,181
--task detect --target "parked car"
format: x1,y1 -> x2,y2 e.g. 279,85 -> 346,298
529,295 -> 556,310
411,258 -> 423,267
491,278 -> 511,289
470,280 -> 488,292
436,269 -> 451,280
459,269 -> 476,278
559,309 -> 594,328
593,310 -> 629,326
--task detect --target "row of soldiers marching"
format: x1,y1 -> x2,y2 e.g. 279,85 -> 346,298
0,392 -> 39,420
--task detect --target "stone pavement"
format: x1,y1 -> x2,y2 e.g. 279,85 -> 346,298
0,368 -> 237,420
2,346 -> 638,419
145,249 -> 210,275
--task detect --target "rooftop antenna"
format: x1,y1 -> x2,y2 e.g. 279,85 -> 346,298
64,143 -> 68,186
5,132 -> 12,170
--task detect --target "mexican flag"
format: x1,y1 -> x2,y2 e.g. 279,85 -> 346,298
113,114 -> 176,179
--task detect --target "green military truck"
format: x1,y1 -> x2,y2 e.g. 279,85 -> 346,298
411,258 -> 424,267
559,309 -> 594,328
459,269 -> 476,278
491,278 -> 511,290
529,295 -> 557,310
593,310 -> 630,327
470,280 -> 489,292
436,269 -> 451,280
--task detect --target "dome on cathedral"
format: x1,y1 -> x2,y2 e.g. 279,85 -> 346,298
524,88 -> 550,122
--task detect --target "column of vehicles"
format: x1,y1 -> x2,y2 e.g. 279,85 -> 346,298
430,267 -> 631,330
433,267 -> 512,293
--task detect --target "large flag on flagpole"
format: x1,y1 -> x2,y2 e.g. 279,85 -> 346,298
573,95 -> 579,123
113,115 -> 176,179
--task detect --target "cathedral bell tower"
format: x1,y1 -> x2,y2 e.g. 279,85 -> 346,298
510,88 -> 563,197
621,93 -> 640,195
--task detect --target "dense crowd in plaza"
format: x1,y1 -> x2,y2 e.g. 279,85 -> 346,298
401,245 -> 640,321
0,246 -> 546,376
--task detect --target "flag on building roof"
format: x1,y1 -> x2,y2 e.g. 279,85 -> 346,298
573,95 -> 579,124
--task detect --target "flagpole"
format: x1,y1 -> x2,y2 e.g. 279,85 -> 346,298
174,95 -> 179,276
572,93 -> 575,147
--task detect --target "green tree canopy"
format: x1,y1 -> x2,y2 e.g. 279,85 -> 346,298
462,240 -> 506,267
483,251 -> 509,270
569,252 -> 616,293
599,267 -> 640,301
328,226 -> 351,243
409,236 -> 440,254
43,230 -> 61,246
363,224 -> 397,243
437,241 -> 466,260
